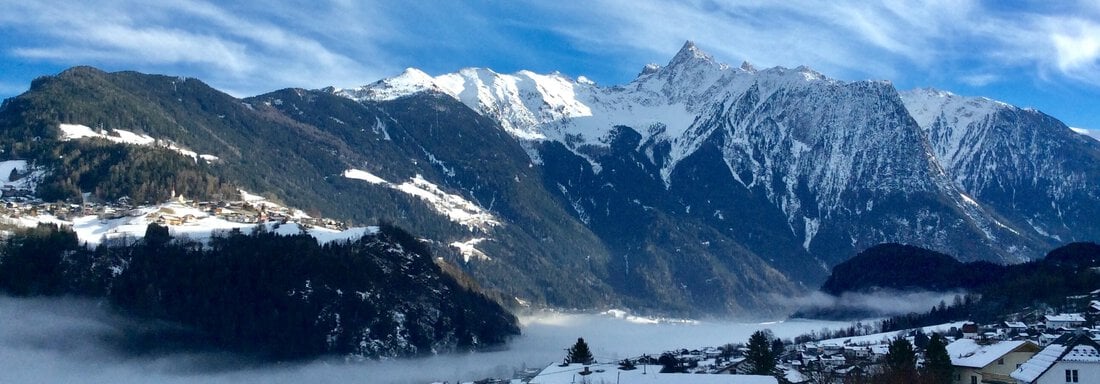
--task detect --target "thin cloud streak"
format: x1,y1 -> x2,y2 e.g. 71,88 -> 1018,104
0,1 -> 386,96
525,0 -> 1100,89
0,0 -> 1098,112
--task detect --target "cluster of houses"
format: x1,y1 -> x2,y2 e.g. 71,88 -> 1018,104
444,290 -> 1100,384
0,193 -> 350,232
773,290 -> 1100,384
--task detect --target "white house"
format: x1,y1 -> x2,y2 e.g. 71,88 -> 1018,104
1011,333 -> 1100,384
1044,314 -> 1085,330
946,339 -> 1039,384
529,363 -> 778,384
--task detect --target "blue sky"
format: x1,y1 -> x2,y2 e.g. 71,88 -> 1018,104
0,0 -> 1098,130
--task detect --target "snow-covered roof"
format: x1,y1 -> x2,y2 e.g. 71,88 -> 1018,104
780,365 -> 808,383
530,363 -> 777,384
946,339 -> 1035,368
1044,313 -> 1085,322
1005,321 -> 1027,329
1012,334 -> 1100,383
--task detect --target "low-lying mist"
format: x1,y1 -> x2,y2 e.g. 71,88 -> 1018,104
0,295 -> 851,383
786,290 -> 967,319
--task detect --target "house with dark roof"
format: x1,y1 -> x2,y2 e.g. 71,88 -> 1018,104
1011,333 -> 1100,384
947,339 -> 1039,384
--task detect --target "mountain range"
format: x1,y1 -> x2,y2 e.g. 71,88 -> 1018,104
1,41 -> 1097,316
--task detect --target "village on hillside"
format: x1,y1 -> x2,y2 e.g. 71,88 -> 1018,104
0,187 -> 351,241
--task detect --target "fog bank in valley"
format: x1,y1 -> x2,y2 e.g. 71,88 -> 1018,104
0,296 -> 849,383
785,290 -> 967,318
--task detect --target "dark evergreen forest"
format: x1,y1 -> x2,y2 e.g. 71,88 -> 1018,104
0,223 -> 519,360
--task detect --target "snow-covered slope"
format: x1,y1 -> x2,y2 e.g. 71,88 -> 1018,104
0,160 -> 43,192
59,123 -> 219,162
343,168 -> 499,231
901,89 -> 1100,244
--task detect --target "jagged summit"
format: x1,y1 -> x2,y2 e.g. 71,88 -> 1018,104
323,42 -> 1099,274
668,40 -> 714,66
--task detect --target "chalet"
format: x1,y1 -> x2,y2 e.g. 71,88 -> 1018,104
529,363 -> 777,384
946,339 -> 1039,384
963,322 -> 980,339
1045,314 -> 1085,330
1012,333 -> 1100,384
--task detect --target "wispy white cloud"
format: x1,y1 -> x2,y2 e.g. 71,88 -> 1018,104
0,1 -> 390,96
522,0 -> 981,82
1070,127 -> 1100,142
521,0 -> 1100,89
958,73 -> 1001,87
1,0 -> 1098,98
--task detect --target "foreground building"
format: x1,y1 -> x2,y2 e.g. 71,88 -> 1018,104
947,339 -> 1039,384
1012,333 -> 1100,384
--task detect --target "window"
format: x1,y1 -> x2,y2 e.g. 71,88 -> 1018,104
998,358 -> 1004,365
1066,369 -> 1079,382
971,375 -> 977,384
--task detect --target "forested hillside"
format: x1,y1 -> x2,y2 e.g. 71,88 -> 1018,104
0,223 -> 519,360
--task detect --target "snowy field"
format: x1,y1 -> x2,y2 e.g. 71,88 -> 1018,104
0,296 -> 850,384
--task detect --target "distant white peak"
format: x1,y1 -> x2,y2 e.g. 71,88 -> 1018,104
346,67 -> 439,102
638,63 -> 662,77
790,65 -> 826,80
672,40 -> 712,63
740,61 -> 756,72
576,75 -> 595,85
915,87 -> 956,98
665,40 -> 725,71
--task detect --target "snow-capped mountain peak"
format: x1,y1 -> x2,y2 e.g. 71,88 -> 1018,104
335,67 -> 438,102
668,40 -> 716,67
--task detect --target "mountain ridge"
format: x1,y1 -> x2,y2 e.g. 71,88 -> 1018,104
335,42 -> 1099,268
1,42 -> 1098,316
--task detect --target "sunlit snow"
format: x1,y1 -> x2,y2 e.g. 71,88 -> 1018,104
58,124 -> 219,162
449,237 -> 489,262
0,160 -> 42,191
343,169 -> 499,231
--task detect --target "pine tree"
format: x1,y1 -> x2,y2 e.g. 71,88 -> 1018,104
746,330 -> 777,375
770,338 -> 786,360
922,333 -> 953,384
565,337 -> 594,365
882,337 -> 917,383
